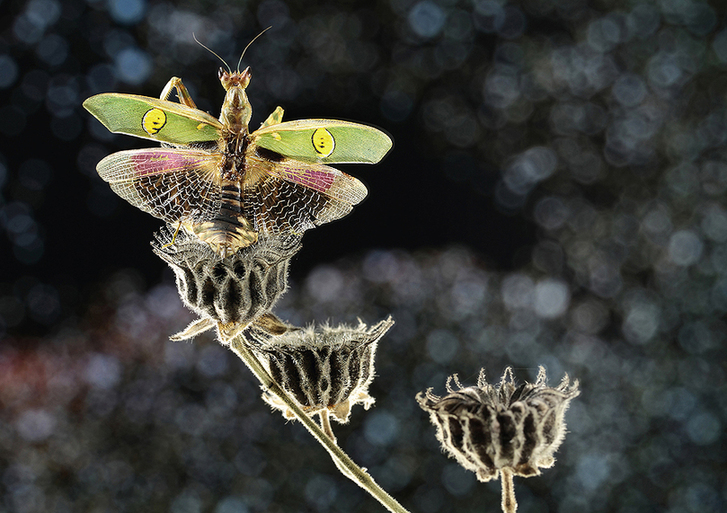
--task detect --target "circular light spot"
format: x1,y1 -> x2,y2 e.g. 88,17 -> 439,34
16,409 -> 56,443
473,1 -> 504,33
647,53 -> 682,88
503,146 -> 558,194
627,4 -> 661,39
408,1 -> 445,39
84,353 -> 122,390
426,329 -> 459,363
305,265 -> 344,302
623,302 -> 660,344
534,279 -> 570,319
442,464 -> 475,496
534,196 -> 569,230
109,0 -> 146,24
115,47 -> 152,85
305,475 -> 338,510
196,345 -> 229,378
484,69 -> 520,109
587,16 -> 623,53
364,411 -> 399,446
612,74 -> 646,107
668,230 -> 703,266
686,412 -> 721,445
685,3 -> 716,36
501,274 -> 534,310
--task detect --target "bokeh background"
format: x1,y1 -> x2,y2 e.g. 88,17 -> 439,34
2,0 -> 727,512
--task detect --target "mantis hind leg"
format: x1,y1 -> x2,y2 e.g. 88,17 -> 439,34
162,220 -> 184,249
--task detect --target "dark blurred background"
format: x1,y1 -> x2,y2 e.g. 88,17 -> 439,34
1,0 -> 726,512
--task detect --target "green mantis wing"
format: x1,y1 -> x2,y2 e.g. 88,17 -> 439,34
83,93 -> 223,145
251,119 -> 393,164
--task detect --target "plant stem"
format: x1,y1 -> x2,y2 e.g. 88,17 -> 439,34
500,468 -> 517,513
229,334 -> 411,513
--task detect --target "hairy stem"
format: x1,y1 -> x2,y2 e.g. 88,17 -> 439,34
500,468 -> 517,513
229,334 -> 411,513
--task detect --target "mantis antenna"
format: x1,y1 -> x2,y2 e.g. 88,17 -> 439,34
237,26 -> 272,72
192,27 -> 272,72
192,33 -> 231,73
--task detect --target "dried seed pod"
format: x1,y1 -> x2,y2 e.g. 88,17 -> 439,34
151,225 -> 302,341
417,367 -> 579,482
250,317 -> 394,424
417,367 -> 579,512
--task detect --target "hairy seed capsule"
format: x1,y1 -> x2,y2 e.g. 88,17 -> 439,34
417,367 -> 579,483
248,317 -> 394,423
152,224 -> 302,340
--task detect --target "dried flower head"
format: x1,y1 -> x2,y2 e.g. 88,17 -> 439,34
417,367 -> 579,513
247,316 -> 394,425
152,225 -> 302,341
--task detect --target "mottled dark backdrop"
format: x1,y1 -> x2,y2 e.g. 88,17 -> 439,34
1,0 -> 726,512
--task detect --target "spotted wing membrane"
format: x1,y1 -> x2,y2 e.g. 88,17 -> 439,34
242,151 -> 368,235
96,149 -> 223,224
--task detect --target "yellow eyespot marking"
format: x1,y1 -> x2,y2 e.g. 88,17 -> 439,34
196,122 -> 206,131
271,132 -> 281,141
142,108 -> 167,135
312,127 -> 335,157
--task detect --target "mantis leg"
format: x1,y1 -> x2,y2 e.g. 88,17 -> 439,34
159,77 -> 198,109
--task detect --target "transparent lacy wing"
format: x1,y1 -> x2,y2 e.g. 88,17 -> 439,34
96,148 -> 223,223
242,151 -> 368,235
